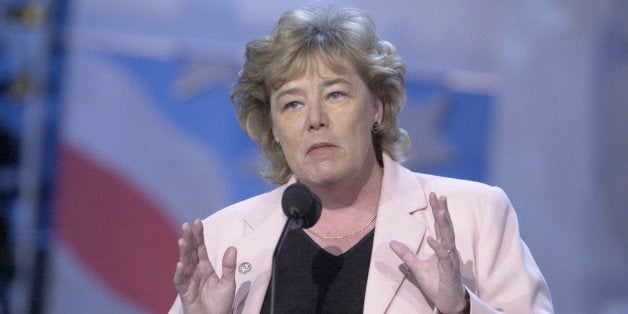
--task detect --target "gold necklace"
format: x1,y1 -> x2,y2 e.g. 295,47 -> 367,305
305,215 -> 377,240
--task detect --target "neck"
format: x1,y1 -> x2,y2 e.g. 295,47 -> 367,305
307,156 -> 383,214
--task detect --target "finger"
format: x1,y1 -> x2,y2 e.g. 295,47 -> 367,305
428,194 -> 458,272
220,246 -> 238,284
173,261 -> 187,288
433,213 -> 441,240
182,222 -> 196,247
427,236 -> 447,259
429,193 -> 443,240
178,237 -> 189,264
390,240 -> 425,270
432,201 -> 441,240
192,219 -> 210,261
429,193 -> 455,252
193,219 -> 205,246
435,196 -> 460,270
429,193 -> 447,233
427,236 -> 456,273
438,195 -> 456,244
179,223 -> 196,265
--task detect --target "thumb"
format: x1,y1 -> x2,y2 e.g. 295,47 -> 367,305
390,240 -> 434,281
220,246 -> 237,283
390,240 -> 440,297
390,240 -> 426,268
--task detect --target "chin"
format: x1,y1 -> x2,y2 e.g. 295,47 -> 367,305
306,176 -> 338,187
300,167 -> 349,187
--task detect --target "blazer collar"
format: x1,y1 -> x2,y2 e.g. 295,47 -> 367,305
363,154 -> 429,313
233,156 -> 429,313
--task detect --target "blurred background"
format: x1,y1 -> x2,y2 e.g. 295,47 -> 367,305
1,0 -> 626,313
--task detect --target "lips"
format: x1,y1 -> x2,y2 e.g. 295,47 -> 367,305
307,142 -> 336,154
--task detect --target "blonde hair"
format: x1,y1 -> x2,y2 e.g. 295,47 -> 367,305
231,5 -> 409,184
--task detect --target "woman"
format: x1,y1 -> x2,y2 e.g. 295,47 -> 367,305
170,5 -> 553,314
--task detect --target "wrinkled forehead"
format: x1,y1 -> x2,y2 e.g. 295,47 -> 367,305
267,50 -> 354,92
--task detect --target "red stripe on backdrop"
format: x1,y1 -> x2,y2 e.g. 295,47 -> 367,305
54,144 -> 180,313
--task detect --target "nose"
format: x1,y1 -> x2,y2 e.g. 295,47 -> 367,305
308,100 -> 328,130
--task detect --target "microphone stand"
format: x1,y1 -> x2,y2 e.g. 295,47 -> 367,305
270,209 -> 302,314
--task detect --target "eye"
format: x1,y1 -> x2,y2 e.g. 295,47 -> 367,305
284,101 -> 302,111
327,91 -> 346,101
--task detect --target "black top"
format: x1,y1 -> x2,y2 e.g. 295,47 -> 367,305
261,229 -> 374,314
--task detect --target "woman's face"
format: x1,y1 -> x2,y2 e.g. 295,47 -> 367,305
270,57 -> 383,187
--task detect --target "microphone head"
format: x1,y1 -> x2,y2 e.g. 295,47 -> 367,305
281,183 -> 322,229
303,193 -> 322,229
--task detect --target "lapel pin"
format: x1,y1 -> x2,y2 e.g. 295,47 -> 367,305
238,262 -> 252,274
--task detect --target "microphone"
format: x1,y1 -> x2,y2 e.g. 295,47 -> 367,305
281,183 -> 322,229
270,183 -> 321,314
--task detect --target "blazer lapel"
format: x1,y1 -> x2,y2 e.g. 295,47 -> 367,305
231,183 -> 292,313
363,155 -> 429,313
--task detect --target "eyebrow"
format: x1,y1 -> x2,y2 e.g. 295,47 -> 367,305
273,87 -> 304,103
321,78 -> 352,90
273,78 -> 354,102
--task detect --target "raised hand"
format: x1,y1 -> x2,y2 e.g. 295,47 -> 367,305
174,219 -> 237,314
390,192 -> 467,314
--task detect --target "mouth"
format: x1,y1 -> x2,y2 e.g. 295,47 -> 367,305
307,142 -> 336,155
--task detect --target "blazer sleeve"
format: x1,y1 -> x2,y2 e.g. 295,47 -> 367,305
466,186 -> 553,313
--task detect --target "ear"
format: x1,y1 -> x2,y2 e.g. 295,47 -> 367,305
271,125 -> 280,145
372,98 -> 384,124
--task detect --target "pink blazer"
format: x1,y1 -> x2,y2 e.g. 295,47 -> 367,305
169,155 -> 553,313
